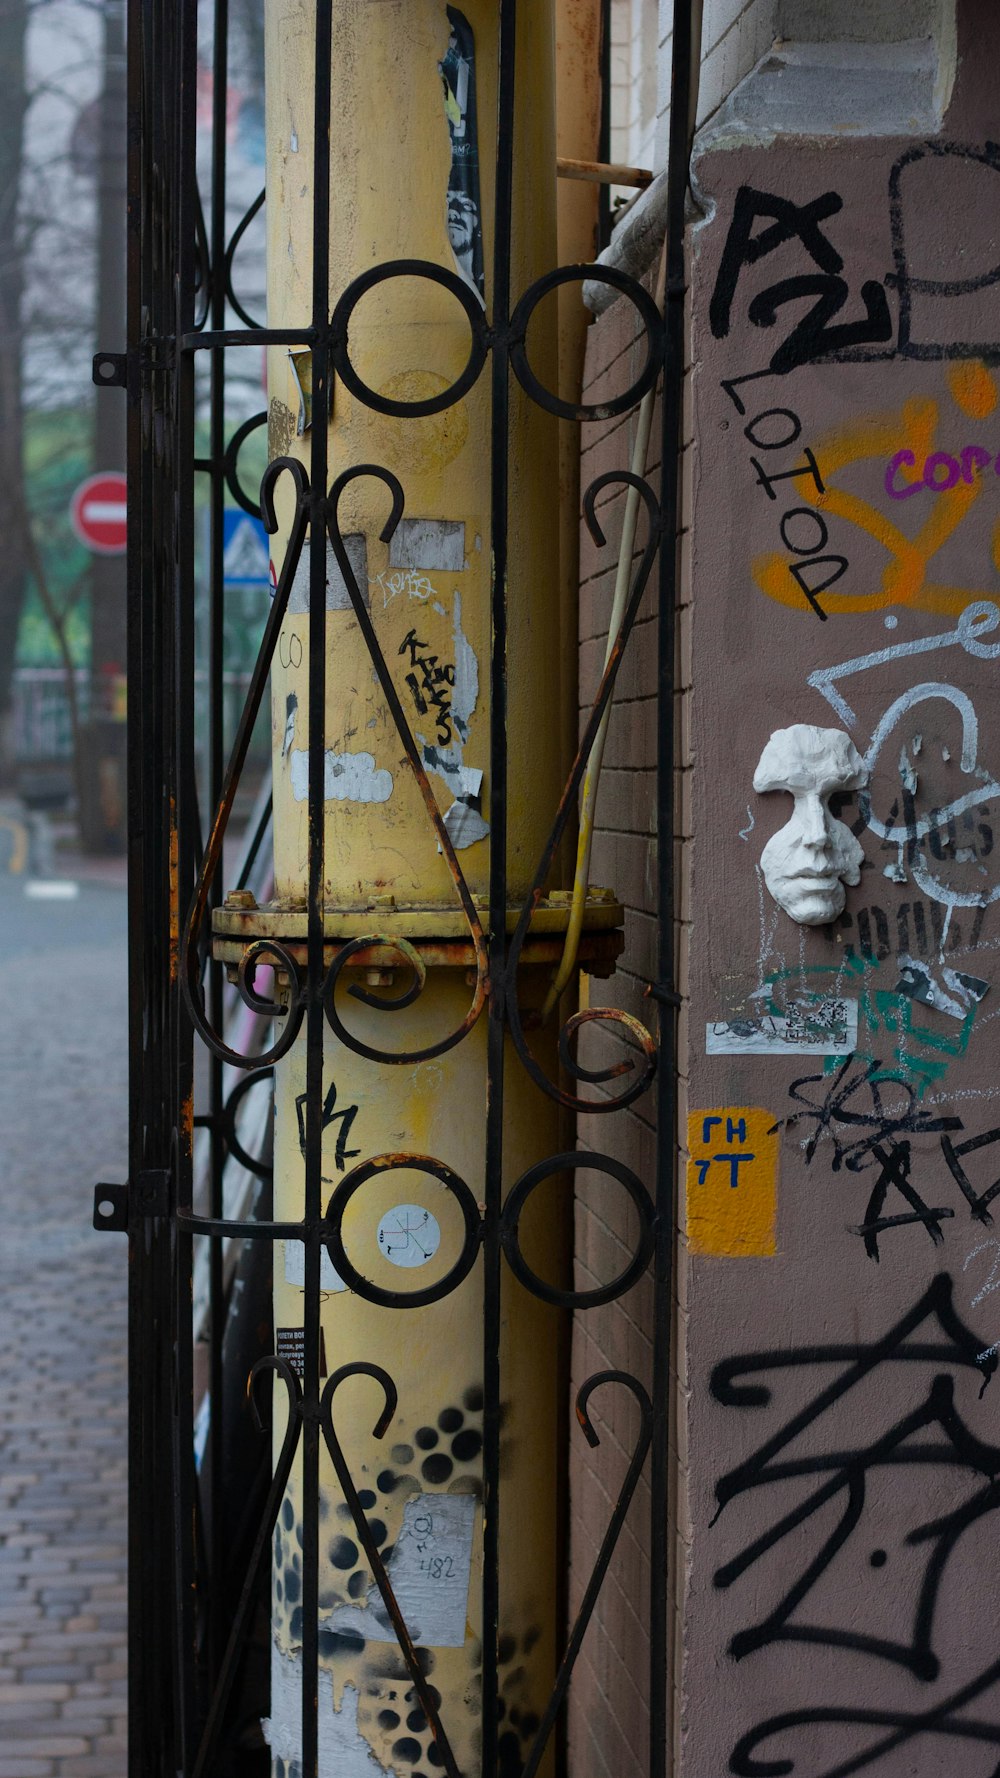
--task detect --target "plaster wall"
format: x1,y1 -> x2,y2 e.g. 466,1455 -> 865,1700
569,0 -> 1000,1773
681,1 -> 1000,1771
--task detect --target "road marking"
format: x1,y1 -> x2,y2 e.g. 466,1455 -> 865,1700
24,879 -> 80,899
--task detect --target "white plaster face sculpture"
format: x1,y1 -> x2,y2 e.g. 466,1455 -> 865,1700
753,725 -> 868,925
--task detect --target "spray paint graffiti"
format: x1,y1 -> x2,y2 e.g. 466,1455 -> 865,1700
712,1277 -> 1000,1776
753,362 -> 1000,618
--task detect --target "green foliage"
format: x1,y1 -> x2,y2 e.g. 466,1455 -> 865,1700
16,405 -> 92,666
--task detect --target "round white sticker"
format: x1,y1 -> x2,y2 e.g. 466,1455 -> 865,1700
376,1203 -> 441,1269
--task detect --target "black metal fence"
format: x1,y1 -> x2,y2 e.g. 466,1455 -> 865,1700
101,2 -> 694,1772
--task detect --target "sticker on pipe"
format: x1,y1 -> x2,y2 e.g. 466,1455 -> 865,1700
377,1204 -> 441,1267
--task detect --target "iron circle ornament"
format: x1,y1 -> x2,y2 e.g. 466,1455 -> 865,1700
501,1151 -> 655,1309
329,259 -> 489,417
223,411 -> 268,518
324,1154 -> 483,1309
220,1066 -> 274,1180
508,263 -> 665,421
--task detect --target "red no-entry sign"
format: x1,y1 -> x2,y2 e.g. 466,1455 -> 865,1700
71,472 -> 128,556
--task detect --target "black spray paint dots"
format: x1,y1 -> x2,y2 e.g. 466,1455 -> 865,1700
463,1384 -> 484,1411
284,1567 -> 300,1604
281,1498 -> 294,1531
348,1569 -> 369,1599
437,1406 -> 463,1433
329,1535 -> 359,1569
378,1709 -> 400,1731
452,1428 -> 481,1463
414,1426 -> 439,1450
392,1443 -> 414,1464
392,1737 -> 422,1762
421,1453 -> 454,1485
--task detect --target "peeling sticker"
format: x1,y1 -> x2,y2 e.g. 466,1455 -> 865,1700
894,957 -> 990,1019
282,691 -> 297,759
388,517 -> 465,573
283,1240 -> 346,1292
323,1493 -> 475,1649
265,1651 -> 387,1777
288,534 -> 369,613
288,348 -> 313,434
707,997 -> 857,1055
451,591 -> 477,741
416,591 -> 489,847
439,9 -> 484,301
443,797 -> 489,849
686,1108 -> 779,1258
290,749 -> 393,804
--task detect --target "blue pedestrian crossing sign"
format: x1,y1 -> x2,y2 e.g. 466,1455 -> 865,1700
222,509 -> 270,587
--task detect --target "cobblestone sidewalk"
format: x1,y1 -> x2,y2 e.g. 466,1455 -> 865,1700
0,881 -> 129,1776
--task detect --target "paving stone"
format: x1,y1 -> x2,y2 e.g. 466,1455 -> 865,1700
0,1740 -> 90,1759
0,891 -> 129,1773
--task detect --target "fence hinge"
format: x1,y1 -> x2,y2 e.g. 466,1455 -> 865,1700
92,351 -> 128,389
93,1169 -> 171,1232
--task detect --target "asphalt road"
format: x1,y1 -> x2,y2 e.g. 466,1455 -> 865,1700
0,844 -> 129,1776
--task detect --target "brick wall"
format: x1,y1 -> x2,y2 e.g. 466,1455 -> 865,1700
566,3 -> 779,1768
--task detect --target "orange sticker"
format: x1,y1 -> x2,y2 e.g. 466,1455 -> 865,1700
686,1107 -> 778,1257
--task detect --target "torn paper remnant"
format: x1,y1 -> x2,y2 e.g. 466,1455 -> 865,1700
264,1651 -> 387,1777
288,533 -> 369,613
290,749 -> 393,804
389,517 -> 465,573
322,1492 -> 475,1648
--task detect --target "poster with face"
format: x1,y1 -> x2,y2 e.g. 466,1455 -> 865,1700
439,7 -> 485,302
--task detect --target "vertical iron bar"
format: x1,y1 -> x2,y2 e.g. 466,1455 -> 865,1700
598,0 -> 611,249
652,5 -> 697,1777
303,4 -> 333,1772
125,0 -> 153,1762
207,0 -> 230,1687
173,0 -> 202,1764
484,2 -> 517,1768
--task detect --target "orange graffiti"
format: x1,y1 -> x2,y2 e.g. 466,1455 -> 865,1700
753,362 -> 1000,616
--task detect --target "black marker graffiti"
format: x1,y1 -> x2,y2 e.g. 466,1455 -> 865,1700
399,628 -> 456,747
775,1053 -> 961,1173
295,1078 -> 360,1174
712,1277 -> 1000,1774
944,1125 -> 1000,1225
890,141 -> 1000,363
851,1139 -> 953,1261
710,185 -> 892,371
728,1661 -> 1000,1778
838,894 -> 990,963
719,380 -> 849,619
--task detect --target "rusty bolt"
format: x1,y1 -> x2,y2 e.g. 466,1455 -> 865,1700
224,888 -> 258,910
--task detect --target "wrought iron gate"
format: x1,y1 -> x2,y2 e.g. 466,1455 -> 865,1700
98,2 -> 694,1771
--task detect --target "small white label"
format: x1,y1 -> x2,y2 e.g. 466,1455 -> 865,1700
377,1204 -> 441,1268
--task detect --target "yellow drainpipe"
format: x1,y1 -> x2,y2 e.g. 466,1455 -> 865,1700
216,4 -> 619,1771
